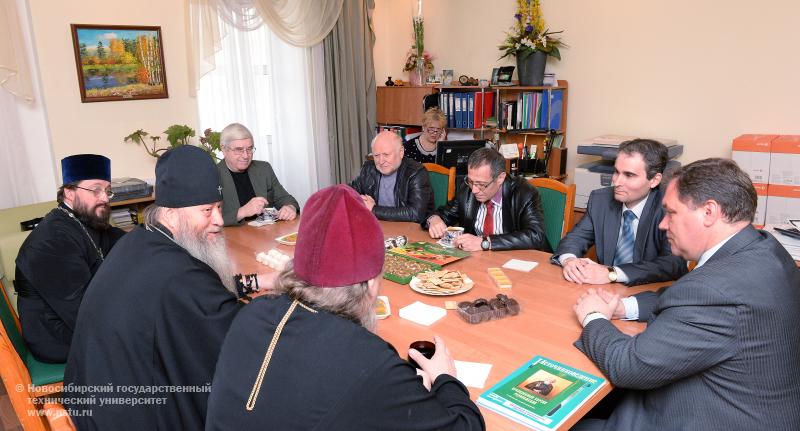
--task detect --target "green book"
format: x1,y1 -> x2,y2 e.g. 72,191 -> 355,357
477,355 -> 606,430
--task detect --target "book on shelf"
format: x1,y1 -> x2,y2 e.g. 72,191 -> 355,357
473,92 -> 494,128
110,208 -> 137,228
477,355 -> 606,430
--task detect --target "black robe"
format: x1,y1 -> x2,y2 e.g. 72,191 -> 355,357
63,224 -> 242,430
206,294 -> 486,430
14,204 -> 125,363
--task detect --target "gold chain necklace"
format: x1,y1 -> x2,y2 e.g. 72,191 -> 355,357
245,299 -> 317,411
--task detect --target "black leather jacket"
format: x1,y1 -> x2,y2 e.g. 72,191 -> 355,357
349,158 -> 434,223
427,176 -> 550,252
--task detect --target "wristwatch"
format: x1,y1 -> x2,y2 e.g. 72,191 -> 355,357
481,236 -> 491,251
607,266 -> 618,282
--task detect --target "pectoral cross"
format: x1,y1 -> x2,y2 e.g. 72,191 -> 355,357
218,185 -> 223,195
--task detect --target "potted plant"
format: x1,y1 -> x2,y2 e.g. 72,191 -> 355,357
124,126 -> 222,162
499,0 -> 564,86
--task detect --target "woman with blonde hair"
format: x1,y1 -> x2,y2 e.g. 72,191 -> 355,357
404,107 -> 447,163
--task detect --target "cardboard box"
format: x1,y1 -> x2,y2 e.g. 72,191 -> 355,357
731,134 -> 777,184
769,135 -> 800,186
753,183 -> 768,226
765,184 -> 800,225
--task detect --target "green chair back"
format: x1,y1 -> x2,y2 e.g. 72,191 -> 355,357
423,163 -> 455,209
537,187 -> 568,251
428,171 -> 450,208
529,178 -> 575,252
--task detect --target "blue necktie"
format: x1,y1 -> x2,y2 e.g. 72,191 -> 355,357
613,210 -> 636,266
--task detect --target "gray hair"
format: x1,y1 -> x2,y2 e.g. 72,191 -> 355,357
142,203 -> 235,294
270,262 -> 376,330
370,131 -> 403,151
142,203 -> 166,226
220,123 -> 254,148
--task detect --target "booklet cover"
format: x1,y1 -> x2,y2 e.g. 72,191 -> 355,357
477,355 -> 606,430
388,241 -> 470,266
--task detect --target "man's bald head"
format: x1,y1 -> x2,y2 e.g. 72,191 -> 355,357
371,131 -> 405,176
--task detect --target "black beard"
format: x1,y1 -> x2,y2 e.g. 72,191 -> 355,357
72,198 -> 111,230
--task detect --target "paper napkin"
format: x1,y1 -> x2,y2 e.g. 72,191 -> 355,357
502,258 -> 539,272
455,360 -> 493,388
398,301 -> 447,326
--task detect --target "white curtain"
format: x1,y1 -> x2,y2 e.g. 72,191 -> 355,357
0,0 -> 33,102
186,0 -> 343,95
196,16 -> 331,208
0,0 -> 56,210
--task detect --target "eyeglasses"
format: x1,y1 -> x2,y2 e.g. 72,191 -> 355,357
424,127 -> 444,135
75,186 -> 115,199
464,176 -> 498,192
228,146 -> 256,156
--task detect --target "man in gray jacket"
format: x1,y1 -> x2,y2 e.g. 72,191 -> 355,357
216,123 -> 299,226
571,158 -> 800,430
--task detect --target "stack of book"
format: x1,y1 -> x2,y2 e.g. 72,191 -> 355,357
110,208 -> 137,228
110,177 -> 152,202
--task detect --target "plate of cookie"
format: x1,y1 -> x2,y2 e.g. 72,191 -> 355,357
409,270 -> 474,296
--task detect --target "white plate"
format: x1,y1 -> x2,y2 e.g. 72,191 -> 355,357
409,273 -> 474,296
375,295 -> 391,319
437,238 -> 455,248
275,232 -> 298,245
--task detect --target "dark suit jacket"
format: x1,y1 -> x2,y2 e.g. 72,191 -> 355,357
427,176 -> 549,252
349,158 -> 435,223
575,226 -> 800,430
217,160 -> 300,226
551,187 -> 687,285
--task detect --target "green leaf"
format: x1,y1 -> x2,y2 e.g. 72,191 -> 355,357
549,46 -> 561,61
163,124 -> 195,147
123,129 -> 148,145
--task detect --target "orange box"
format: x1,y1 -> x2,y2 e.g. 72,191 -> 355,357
732,134 -> 777,184
753,183 -> 768,226
769,135 -> 800,186
765,184 -> 800,225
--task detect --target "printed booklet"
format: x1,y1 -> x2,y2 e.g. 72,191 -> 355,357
477,355 -> 606,430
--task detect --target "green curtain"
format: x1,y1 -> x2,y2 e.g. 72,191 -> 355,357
323,0 -> 377,184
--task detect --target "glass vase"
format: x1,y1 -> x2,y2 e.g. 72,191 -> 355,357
414,57 -> 425,86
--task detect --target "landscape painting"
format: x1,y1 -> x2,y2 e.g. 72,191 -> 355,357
70,24 -> 168,102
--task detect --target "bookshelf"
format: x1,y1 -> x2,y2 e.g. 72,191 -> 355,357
110,194 -> 154,229
376,80 -> 569,179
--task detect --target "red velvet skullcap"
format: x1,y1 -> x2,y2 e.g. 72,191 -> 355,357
294,185 -> 385,287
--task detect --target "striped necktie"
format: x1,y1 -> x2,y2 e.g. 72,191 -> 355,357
613,210 -> 636,266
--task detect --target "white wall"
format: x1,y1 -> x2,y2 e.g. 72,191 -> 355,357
27,0 -> 198,184
373,0 -> 800,179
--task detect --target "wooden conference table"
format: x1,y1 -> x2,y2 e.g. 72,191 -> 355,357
225,219 -> 662,431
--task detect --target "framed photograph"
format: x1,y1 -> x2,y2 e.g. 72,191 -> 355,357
442,69 -> 454,85
496,66 -> 515,86
491,67 -> 500,85
70,24 -> 169,103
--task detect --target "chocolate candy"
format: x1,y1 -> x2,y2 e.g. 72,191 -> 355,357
456,294 -> 522,324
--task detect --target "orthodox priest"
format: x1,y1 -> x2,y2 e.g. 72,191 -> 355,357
64,145 -> 259,430
14,154 -> 125,363
205,185 -> 485,430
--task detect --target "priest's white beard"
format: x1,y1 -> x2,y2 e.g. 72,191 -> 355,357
174,218 -> 235,294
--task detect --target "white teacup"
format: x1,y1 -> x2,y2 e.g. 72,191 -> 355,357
442,226 -> 465,246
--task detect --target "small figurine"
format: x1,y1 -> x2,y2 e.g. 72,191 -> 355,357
385,76 -> 394,86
